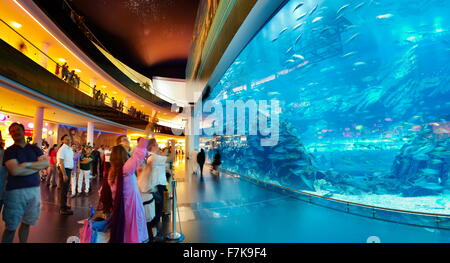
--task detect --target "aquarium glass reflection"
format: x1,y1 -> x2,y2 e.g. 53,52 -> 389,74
201,0 -> 450,214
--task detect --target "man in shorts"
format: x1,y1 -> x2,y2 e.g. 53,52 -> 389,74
2,123 -> 49,243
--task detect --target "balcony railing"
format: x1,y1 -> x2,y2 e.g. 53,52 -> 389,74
0,18 -> 150,122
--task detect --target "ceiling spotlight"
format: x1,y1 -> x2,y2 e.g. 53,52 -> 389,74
11,21 -> 22,29
73,69 -> 81,73
58,58 -> 67,63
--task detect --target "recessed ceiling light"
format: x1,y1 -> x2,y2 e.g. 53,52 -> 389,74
11,21 -> 22,29
113,91 -> 118,94
73,69 -> 81,73
101,85 -> 107,88
58,58 -> 66,63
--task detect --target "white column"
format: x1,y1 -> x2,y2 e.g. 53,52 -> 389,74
185,105 -> 200,175
87,122 -> 94,147
33,107 -> 44,146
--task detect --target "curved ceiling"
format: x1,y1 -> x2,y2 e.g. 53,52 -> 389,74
69,0 -> 200,79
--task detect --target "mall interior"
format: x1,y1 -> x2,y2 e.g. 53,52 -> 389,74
0,0 -> 449,243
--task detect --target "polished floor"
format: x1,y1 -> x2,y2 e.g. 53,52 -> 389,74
1,157 -> 450,243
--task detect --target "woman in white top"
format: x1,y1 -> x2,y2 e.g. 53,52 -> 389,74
138,138 -> 175,241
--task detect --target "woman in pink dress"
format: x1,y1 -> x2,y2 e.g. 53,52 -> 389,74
108,137 -> 149,243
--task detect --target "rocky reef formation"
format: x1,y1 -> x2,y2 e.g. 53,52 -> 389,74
218,121 -> 321,191
391,131 -> 449,197
211,122 -> 450,198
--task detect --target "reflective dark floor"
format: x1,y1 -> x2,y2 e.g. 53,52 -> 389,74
1,157 -> 449,243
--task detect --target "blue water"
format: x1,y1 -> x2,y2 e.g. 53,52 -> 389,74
201,0 -> 450,214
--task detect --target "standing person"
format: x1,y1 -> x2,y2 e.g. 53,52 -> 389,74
116,135 -> 131,154
98,145 -> 104,179
55,63 -> 61,77
107,123 -> 154,243
67,70 -> 75,85
91,145 -> 100,179
2,123 -> 49,243
145,138 -> 175,241
61,62 -> 69,80
70,145 -> 81,197
0,131 -> 6,215
212,151 -> 222,175
57,135 -> 74,215
196,149 -> 206,178
103,146 -> 111,179
79,147 -> 93,196
46,144 -> 58,188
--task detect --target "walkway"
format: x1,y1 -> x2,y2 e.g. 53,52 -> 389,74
0,157 -> 449,243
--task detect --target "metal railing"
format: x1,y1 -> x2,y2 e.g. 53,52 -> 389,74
218,167 -> 450,229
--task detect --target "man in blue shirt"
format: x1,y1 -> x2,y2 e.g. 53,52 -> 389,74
2,123 -> 49,243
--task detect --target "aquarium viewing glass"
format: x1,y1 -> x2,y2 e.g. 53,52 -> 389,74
200,0 -> 450,215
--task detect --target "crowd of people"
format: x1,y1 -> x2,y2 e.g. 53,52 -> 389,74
128,106 -> 149,121
55,62 -> 81,89
0,118 -> 179,243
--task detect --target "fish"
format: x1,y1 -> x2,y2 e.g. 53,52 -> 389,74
286,59 -> 296,64
279,27 -> 289,36
337,4 -> 351,15
293,2 -> 305,12
416,182 -> 444,190
353,2 -> 366,11
413,153 -> 430,161
342,51 -> 357,58
354,62 -> 367,66
362,76 -> 375,82
335,14 -> 344,21
267,92 -> 281,97
294,34 -> 303,45
293,22 -> 305,30
312,17 -> 323,23
297,12 -> 308,20
345,33 -> 361,44
309,4 -> 319,15
293,54 -> 305,60
286,47 -> 293,54
432,151 -> 450,157
431,159 -> 443,164
377,14 -> 394,19
271,37 -> 279,42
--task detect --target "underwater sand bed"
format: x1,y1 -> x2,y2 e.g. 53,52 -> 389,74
304,191 -> 450,216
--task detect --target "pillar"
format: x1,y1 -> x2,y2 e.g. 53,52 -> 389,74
33,107 -> 44,147
185,104 -> 200,175
87,121 -> 94,147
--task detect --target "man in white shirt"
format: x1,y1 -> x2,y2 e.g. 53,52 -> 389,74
57,135 -> 74,215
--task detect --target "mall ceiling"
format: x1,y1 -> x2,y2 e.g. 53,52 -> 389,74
68,0 -> 201,79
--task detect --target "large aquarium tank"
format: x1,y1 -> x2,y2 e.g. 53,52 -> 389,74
200,0 -> 450,215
